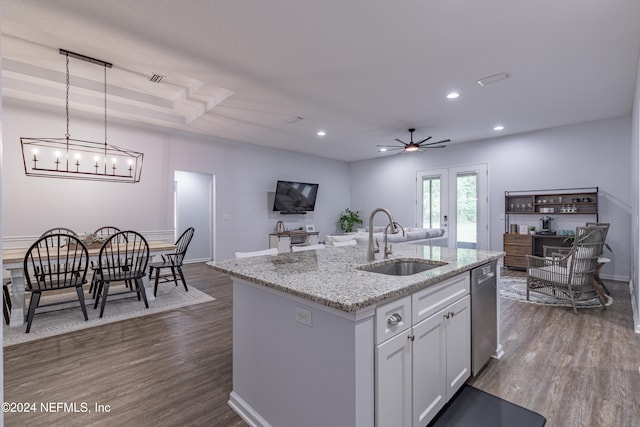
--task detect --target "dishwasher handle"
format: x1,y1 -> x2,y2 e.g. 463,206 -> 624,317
476,271 -> 495,285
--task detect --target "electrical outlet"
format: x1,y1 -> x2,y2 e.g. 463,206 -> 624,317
296,307 -> 312,327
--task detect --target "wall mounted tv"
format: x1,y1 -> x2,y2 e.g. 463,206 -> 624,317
273,180 -> 319,214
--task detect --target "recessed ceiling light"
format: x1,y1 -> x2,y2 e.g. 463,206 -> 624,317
317,130 -> 326,136
446,91 -> 460,99
494,125 -> 504,131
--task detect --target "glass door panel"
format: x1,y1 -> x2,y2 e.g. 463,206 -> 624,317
456,172 -> 478,249
417,164 -> 488,250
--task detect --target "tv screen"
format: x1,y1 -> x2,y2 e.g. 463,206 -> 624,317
273,180 -> 319,212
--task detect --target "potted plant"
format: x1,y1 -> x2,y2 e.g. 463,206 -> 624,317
337,208 -> 363,234
529,226 -> 536,235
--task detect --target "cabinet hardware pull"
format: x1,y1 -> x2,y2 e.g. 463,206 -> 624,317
387,313 -> 402,327
408,335 -> 415,341
448,311 -> 455,318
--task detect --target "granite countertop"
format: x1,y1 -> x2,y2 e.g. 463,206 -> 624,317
209,244 -> 504,313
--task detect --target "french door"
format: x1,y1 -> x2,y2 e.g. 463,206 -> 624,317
416,164 -> 488,250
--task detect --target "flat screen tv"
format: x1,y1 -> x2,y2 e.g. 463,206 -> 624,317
273,180 -> 319,213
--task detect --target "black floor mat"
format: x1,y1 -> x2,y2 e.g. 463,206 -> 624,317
428,385 -> 546,427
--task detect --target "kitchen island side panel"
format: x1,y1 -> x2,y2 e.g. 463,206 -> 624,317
231,279 -> 375,427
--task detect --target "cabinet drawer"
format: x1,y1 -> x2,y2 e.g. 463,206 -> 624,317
412,273 -> 470,325
503,234 -> 532,244
505,255 -> 527,269
375,295 -> 411,345
505,245 -> 531,256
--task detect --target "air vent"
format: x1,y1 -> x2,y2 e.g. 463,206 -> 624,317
286,116 -> 304,124
477,72 -> 510,87
149,73 -> 166,84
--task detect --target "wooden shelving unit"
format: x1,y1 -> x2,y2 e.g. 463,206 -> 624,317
503,187 -> 598,269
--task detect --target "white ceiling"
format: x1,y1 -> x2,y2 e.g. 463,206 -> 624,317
3,0 -> 640,162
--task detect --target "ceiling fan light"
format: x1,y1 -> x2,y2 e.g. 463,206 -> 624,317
405,145 -> 419,152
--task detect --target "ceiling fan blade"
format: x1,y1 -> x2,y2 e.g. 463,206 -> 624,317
417,136 -> 432,145
421,146 -> 446,149
377,144 -> 403,148
422,139 -> 450,146
394,138 -> 407,144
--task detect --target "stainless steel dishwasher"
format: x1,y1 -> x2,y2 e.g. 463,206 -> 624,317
471,260 -> 497,376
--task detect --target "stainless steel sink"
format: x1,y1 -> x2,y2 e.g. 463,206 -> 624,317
357,259 -> 447,276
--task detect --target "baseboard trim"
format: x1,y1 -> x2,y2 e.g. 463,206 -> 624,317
492,343 -> 505,360
600,273 -> 631,282
185,257 -> 210,264
228,391 -> 272,427
630,279 -> 640,334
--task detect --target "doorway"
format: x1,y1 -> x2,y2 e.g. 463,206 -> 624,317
174,170 -> 214,262
416,164 -> 489,250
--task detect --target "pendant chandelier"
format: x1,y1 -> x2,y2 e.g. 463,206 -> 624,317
20,49 -> 144,183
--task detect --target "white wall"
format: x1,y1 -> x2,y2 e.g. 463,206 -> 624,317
350,116 -> 632,281
2,101 -> 350,260
631,50 -> 640,332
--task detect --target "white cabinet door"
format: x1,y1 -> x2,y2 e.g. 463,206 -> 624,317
445,295 -> 471,400
412,309 -> 446,427
375,331 -> 412,427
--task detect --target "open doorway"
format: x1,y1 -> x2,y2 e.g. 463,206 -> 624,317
174,170 -> 215,262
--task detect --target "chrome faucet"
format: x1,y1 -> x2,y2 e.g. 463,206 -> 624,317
367,208 -> 398,261
384,222 -> 405,259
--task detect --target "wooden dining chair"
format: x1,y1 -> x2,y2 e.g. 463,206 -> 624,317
39,227 -> 78,237
93,226 -> 121,239
3,280 -> 11,325
148,227 -> 195,297
23,233 -> 90,333
88,226 -> 122,296
93,230 -> 150,318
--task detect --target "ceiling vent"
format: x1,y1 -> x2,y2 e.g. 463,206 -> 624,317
286,116 -> 304,124
149,73 -> 166,84
477,72 -> 510,87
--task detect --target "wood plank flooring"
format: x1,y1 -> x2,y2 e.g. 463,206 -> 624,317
469,269 -> 640,427
4,263 -> 640,426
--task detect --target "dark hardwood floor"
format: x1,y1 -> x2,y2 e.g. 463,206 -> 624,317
3,263 -> 245,427
469,268 -> 640,427
4,263 -> 640,426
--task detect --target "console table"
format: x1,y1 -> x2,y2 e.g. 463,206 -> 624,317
269,231 -> 319,252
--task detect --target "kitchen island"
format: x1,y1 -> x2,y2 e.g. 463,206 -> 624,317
209,244 -> 504,427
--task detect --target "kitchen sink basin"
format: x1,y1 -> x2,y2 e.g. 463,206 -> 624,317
357,259 -> 447,276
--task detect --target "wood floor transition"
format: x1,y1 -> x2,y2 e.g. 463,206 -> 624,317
3,263 -> 640,426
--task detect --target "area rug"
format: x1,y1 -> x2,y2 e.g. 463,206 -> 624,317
428,384 -> 546,427
500,277 -> 612,308
3,284 -> 215,347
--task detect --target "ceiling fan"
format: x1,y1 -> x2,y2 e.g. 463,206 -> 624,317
378,128 -> 450,153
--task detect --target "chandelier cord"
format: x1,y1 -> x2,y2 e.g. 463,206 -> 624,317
104,63 -> 108,172
65,52 -> 70,139
104,63 -> 107,146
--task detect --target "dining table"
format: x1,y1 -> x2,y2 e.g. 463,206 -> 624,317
2,240 -> 177,328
